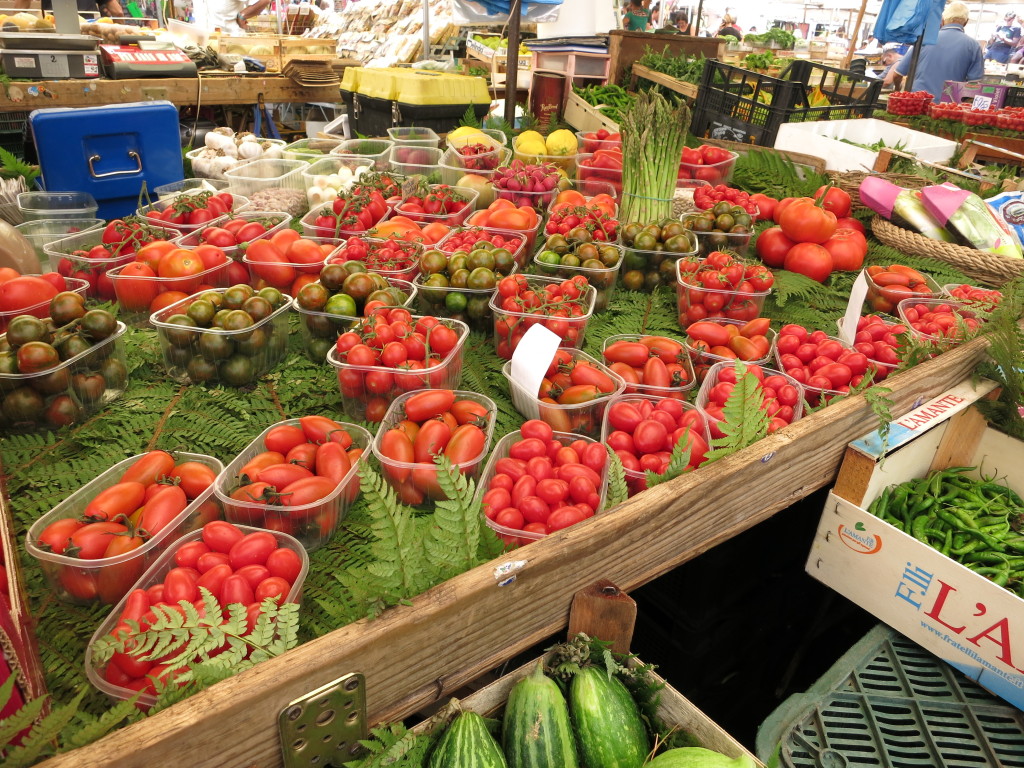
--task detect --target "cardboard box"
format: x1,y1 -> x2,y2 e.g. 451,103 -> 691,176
773,118 -> 957,172
941,81 -> 1010,109
564,90 -> 620,134
466,37 -> 532,71
807,379 -> 1024,711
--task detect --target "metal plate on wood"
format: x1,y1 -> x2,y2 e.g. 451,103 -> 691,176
278,672 -> 366,768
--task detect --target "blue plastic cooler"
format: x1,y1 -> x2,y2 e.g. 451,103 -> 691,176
29,101 -> 184,220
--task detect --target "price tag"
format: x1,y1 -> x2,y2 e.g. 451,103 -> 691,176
508,324 -> 562,420
971,95 -> 993,111
38,53 -> 69,79
838,270 -> 869,345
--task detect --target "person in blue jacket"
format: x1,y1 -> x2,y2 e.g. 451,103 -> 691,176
884,2 -> 983,102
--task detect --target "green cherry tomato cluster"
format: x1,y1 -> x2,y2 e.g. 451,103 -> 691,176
158,284 -> 288,387
0,296 -> 123,430
618,220 -> 698,291
416,242 -> 517,326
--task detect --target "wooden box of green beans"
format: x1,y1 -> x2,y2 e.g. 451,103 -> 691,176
806,378 -> 1024,712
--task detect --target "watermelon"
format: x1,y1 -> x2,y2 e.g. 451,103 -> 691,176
569,666 -> 649,768
429,710 -> 507,768
646,747 -> 757,768
502,662 -> 579,768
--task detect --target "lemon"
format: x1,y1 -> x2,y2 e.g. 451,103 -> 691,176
516,130 -> 544,148
449,126 -> 487,142
545,129 -> 578,156
516,139 -> 548,156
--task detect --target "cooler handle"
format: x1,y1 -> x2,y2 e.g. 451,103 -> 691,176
87,151 -> 143,178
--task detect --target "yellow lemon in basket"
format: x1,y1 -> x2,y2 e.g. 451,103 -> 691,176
545,129 -> 578,156
516,139 -> 547,156
516,130 -> 544,148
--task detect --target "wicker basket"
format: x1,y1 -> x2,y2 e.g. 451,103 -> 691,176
829,171 -> 928,213
870,215 -> 1024,287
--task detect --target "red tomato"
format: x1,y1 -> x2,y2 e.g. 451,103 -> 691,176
778,200 -> 837,244
443,424 -> 486,464
814,185 -> 853,219
263,424 -> 307,455
266,547 -> 302,584
173,540 -> 211,569
254,576 -> 291,604
83,481 -> 147,522
784,242 -> 834,283
113,261 -> 159,311
168,461 -> 218,499
219,574 -> 256,606
755,227 -> 796,269
822,228 -> 868,272
37,517 -> 85,554
202,520 -> 245,554
0,276 -> 58,313
139,485 -> 188,535
279,476 -> 336,511
228,531 -> 278,570
403,389 -> 456,422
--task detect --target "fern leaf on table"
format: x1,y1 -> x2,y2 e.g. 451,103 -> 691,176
703,361 -> 771,463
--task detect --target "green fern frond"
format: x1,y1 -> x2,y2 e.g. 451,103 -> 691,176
63,698 -> 140,750
604,447 -> 629,508
0,677 -> 47,747
2,690 -> 85,768
703,361 -> 771,463
974,276 -> 1024,439
644,431 -> 693,488
459,105 -> 481,129
344,722 -> 434,767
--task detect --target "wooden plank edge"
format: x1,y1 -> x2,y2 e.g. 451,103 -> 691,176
37,337 -> 988,768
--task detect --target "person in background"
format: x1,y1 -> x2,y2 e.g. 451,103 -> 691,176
717,13 -> 741,39
878,43 -> 903,82
16,0 -> 124,18
650,2 -> 661,28
623,0 -> 650,31
986,10 -> 1021,62
884,1 -> 983,102
192,0 -> 272,31
673,11 -> 691,34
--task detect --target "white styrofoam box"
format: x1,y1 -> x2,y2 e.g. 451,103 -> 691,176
806,380 -> 1024,711
774,118 -> 958,172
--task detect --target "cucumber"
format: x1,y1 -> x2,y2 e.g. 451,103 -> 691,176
569,666 -> 650,768
502,662 -> 579,768
646,747 -> 757,768
428,710 -> 507,768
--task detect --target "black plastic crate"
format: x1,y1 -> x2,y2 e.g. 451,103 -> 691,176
1005,85 -> 1024,108
351,91 -> 489,138
691,59 -> 883,146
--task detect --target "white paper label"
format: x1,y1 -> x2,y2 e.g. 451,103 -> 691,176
838,270 -> 869,345
971,95 -> 993,111
13,57 -> 33,70
38,53 -> 70,79
509,324 -> 562,420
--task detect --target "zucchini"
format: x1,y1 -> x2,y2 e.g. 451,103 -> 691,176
569,666 -> 649,768
502,662 -> 579,768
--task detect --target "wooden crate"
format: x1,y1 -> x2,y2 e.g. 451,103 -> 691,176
218,35 -> 281,73
564,90 -> 620,133
608,30 -> 724,85
37,338 -> 990,768
414,656 -> 763,765
631,62 -> 698,100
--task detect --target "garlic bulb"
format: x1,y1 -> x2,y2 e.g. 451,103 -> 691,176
209,152 -> 237,178
212,126 -> 235,137
236,141 -> 262,161
262,142 -> 283,160
205,131 -> 234,152
236,132 -> 257,143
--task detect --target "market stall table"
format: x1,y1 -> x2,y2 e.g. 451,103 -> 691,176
0,74 -> 341,112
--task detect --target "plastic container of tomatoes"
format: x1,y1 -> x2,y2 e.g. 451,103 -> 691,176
940,283 -> 1003,311
298,199 -> 393,245
675,259 -> 771,328
620,233 -> 698,293
241,242 -> 333,294
172,211 -> 293,262
896,297 -> 985,350
153,178 -> 231,200
17,191 -> 98,222
695,360 -> 805,433
331,138 -> 395,170
327,316 -> 470,422
24,451 -> 224,606
502,349 -> 625,438
438,146 -> 512,188
477,429 -> 609,547
773,334 -> 858,406
413,263 -> 518,333
677,149 -> 738,185
84,522 -> 308,708
599,394 -> 711,497
490,274 -> 598,359
0,318 -> 128,432
531,244 -> 622,312
149,289 -> 294,387
682,319 -> 777,384
392,184 -> 479,228
295,276 -> 418,361
601,333 -> 696,398
370,389 -> 497,505
688,228 -> 753,258
223,159 -> 308,199
325,236 -> 423,282
835,316 -> 900,383
107,257 -> 235,327
14,218 -> 104,263
436,227 -> 528,268
136,193 -> 249,235
864,267 -> 941,315
213,419 -> 371,550
575,131 -> 621,154
575,153 -> 623,197
0,275 -> 89,334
